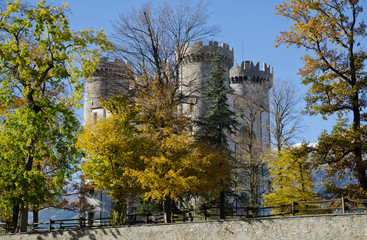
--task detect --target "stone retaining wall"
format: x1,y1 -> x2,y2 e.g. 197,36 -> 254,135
1,214 -> 367,240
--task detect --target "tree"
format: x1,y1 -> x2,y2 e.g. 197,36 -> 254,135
263,144 -> 317,214
275,0 -> 367,196
78,96 -> 147,205
106,3 -> 221,222
29,171 -> 83,229
270,79 -> 303,152
0,0 -> 110,232
198,52 -> 237,144
79,92 -> 231,223
196,52 -> 237,219
314,122 -> 367,198
112,1 -> 219,93
108,2 -> 221,221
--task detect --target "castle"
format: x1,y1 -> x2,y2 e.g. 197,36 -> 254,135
83,41 -> 273,219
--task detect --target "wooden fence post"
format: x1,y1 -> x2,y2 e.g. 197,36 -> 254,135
341,197 -> 346,214
48,219 -> 54,231
204,208 -> 207,221
291,201 -> 296,216
189,212 -> 193,222
79,217 -> 85,229
5,221 -> 10,233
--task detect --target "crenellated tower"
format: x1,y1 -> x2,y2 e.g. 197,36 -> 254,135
179,41 -> 234,120
230,61 -> 273,96
230,61 -> 273,150
82,57 -> 133,220
83,57 -> 133,123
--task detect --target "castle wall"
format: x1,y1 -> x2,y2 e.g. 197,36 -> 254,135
3,214 -> 367,240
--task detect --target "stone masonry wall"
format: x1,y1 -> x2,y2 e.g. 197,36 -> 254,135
1,214 -> 367,240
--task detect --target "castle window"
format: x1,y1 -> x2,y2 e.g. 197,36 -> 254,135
189,104 -> 194,113
93,112 -> 98,121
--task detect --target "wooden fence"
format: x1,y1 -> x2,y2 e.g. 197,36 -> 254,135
1,198 -> 367,233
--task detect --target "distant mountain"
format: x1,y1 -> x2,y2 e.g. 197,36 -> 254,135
28,208 -> 79,223
27,195 -> 80,224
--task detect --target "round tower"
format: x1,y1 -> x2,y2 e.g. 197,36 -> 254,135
82,58 -> 133,220
179,41 -> 234,120
83,57 -> 133,124
229,61 -> 273,96
229,61 -> 274,150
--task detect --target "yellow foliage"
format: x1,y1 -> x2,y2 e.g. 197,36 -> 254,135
275,0 -> 367,196
79,90 -> 231,204
263,144 -> 316,214
0,97 -> 25,117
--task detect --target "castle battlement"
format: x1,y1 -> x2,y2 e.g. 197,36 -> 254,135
189,41 -> 233,51
181,41 -> 234,68
84,57 -> 132,122
93,58 -> 133,77
230,61 -> 273,88
231,61 -> 273,75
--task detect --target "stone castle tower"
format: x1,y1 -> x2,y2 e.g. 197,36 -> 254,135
230,60 -> 273,150
83,41 -> 273,218
83,57 -> 132,220
179,41 -> 234,120
179,41 -> 273,151
83,57 -> 132,123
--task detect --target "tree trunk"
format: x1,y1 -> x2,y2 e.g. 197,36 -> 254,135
15,203 -> 28,233
11,204 -> 19,233
163,197 -> 173,223
355,143 -> 367,190
351,95 -> 367,191
219,190 -> 225,219
33,208 -> 39,230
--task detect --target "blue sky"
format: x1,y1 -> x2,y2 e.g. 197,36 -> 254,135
29,0 -> 367,143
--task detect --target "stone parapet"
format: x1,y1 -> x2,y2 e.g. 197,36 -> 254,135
181,41 -> 234,69
230,61 -> 273,88
89,57 -> 133,78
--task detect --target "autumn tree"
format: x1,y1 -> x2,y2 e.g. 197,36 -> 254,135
135,66 -> 232,222
270,79 -> 303,152
79,94 -> 231,224
106,1 -> 222,222
263,144 -> 317,214
29,171 -> 83,229
275,0 -> 367,196
0,0 -> 110,232
79,96 -> 147,205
